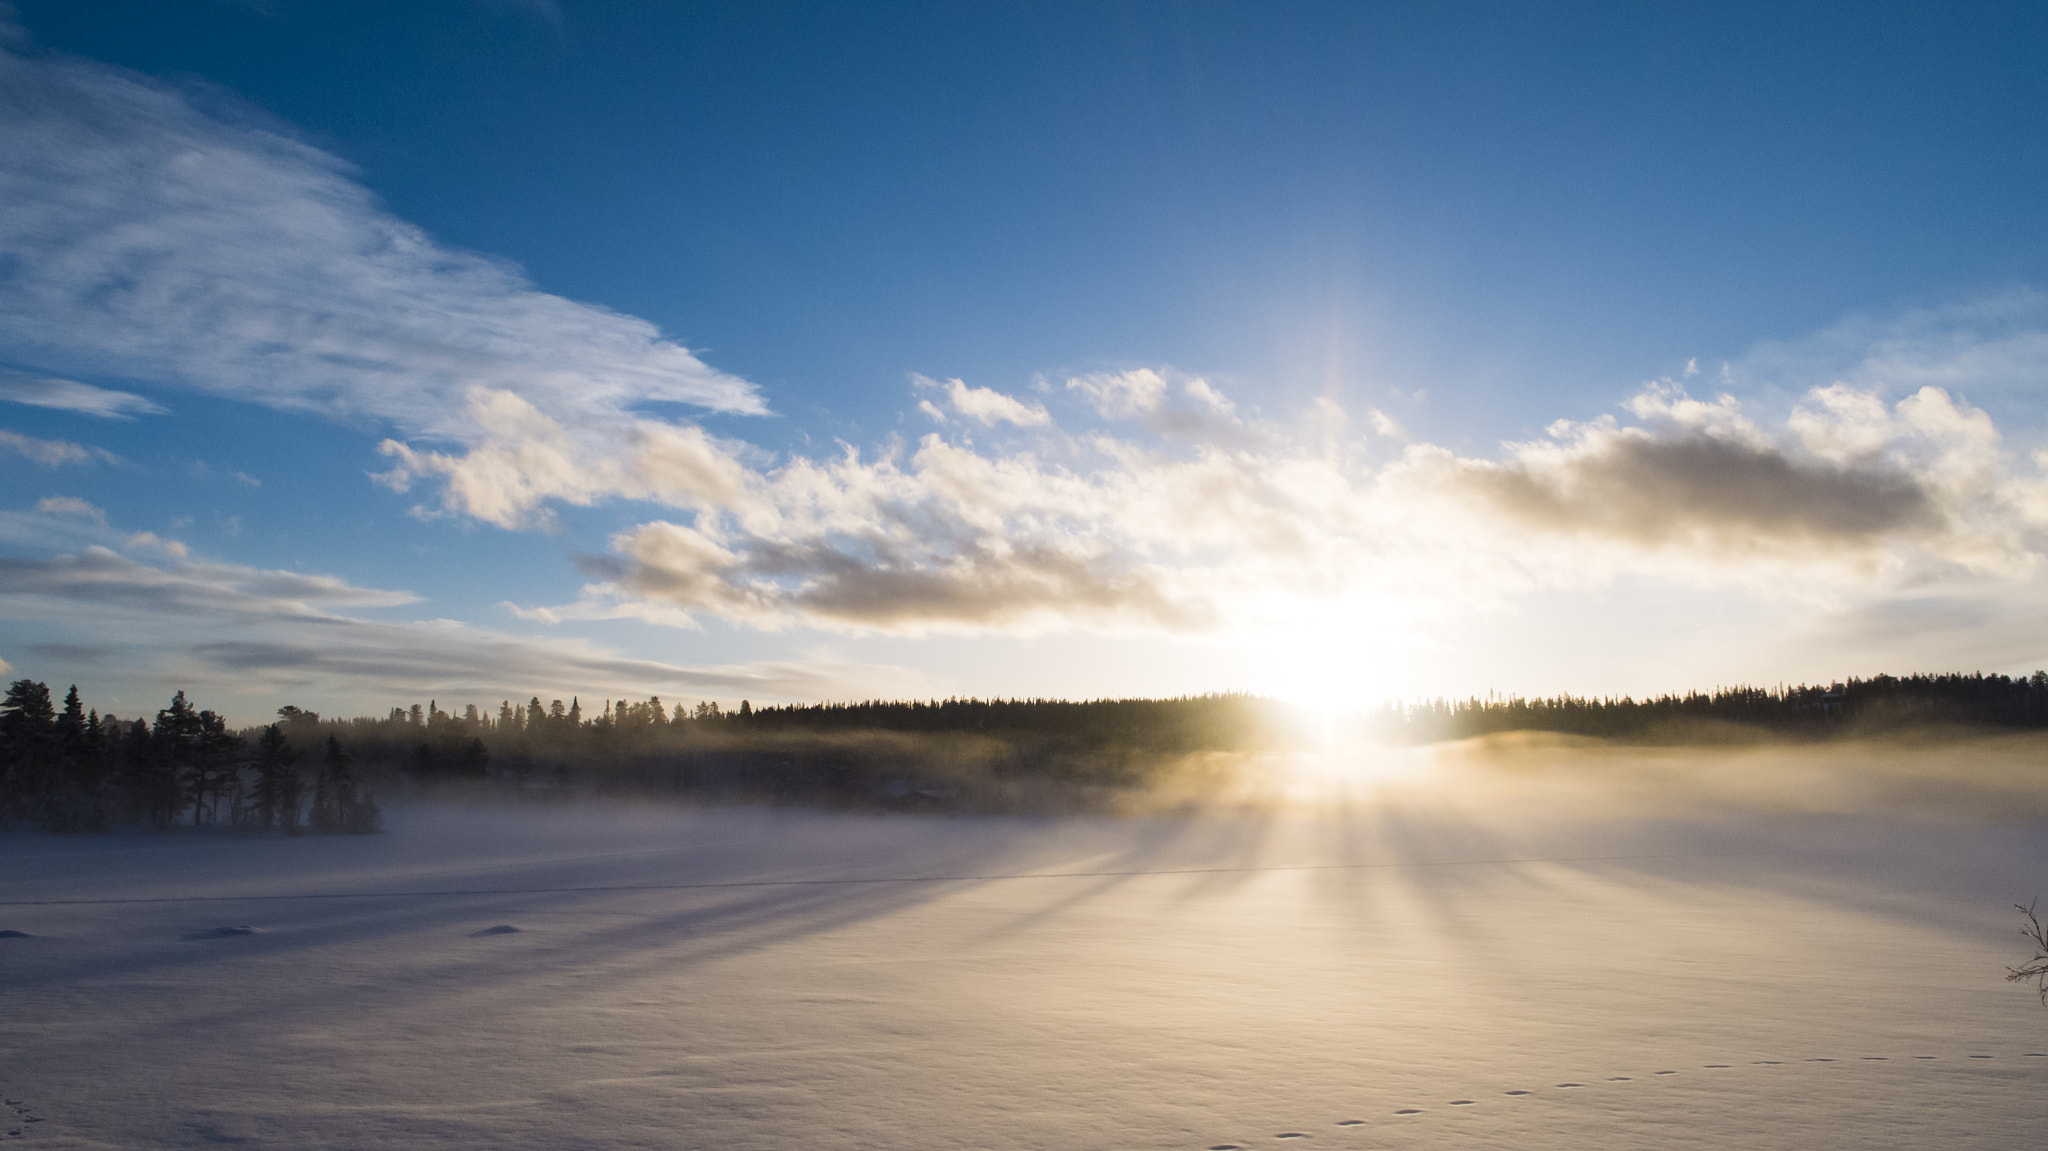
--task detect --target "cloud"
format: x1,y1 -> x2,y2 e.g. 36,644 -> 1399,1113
913,374 -> 1050,428
374,387 -> 759,529
8,27 -> 2048,659
34,495 -> 105,524
1065,367 -> 1260,444
471,376 -> 2048,640
0,38 -> 763,456
1067,368 -> 1171,419
0,545 -> 417,616
0,427 -> 118,465
0,371 -> 164,418
0,536 -> 933,720
1424,398 -> 1939,555
1736,289 -> 2048,415
602,517 -> 1212,634
1386,382 -> 2044,600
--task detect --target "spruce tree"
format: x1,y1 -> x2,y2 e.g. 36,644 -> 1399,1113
147,692 -> 201,828
309,736 -> 346,833
114,718 -> 150,826
177,708 -> 244,826
0,680 -> 57,825
277,752 -> 306,835
251,725 -> 300,830
45,686 -> 93,831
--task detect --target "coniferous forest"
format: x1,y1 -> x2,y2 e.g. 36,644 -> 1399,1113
4,671 -> 2048,832
0,682 -> 379,834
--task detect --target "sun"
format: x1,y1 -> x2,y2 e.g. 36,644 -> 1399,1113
1255,603 -> 1408,721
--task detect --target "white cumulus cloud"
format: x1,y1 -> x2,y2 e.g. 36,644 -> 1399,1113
913,374 -> 1051,428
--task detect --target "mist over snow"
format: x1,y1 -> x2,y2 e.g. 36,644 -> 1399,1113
5,751 -> 2048,1149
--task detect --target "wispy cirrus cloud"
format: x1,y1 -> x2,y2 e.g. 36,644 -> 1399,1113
0,371 -> 165,418
0,515 -> 935,720
33,495 -> 106,524
0,37 -> 763,454
1,427 -> 119,465
1736,289 -> 2048,412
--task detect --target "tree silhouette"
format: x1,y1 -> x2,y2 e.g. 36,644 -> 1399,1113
146,692 -> 211,827
2008,901 -> 2048,1005
251,724 -> 301,830
46,685 -> 98,830
0,679 -> 56,825
309,735 -> 380,834
309,735 -> 345,832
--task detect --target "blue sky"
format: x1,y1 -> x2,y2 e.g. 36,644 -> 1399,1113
5,1 -> 2048,723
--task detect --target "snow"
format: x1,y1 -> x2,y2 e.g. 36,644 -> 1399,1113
3,739 -> 2046,1149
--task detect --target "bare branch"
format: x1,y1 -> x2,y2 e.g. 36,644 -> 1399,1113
2005,900 -> 2048,1006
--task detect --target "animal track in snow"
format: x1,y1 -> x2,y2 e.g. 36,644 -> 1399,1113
183,924 -> 259,940
1,1096 -> 44,1140
1198,1045 -> 2048,1146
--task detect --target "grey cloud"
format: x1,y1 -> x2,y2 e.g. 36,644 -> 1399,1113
1465,433 -> 1939,550
602,490 -> 1222,636
0,40 -> 762,447
572,553 -> 630,581
738,539 -> 1211,633
26,642 -> 114,663
0,548 -> 418,619
183,637 -> 822,698
0,544 -> 932,719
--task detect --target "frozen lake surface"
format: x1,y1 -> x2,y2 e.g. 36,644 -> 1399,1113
4,742 -> 2047,1149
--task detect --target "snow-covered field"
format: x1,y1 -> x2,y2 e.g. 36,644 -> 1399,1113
4,738 -> 2046,1150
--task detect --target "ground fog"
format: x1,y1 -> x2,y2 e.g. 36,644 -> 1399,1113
2,738 -> 2045,1149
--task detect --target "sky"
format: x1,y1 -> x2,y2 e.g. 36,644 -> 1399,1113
4,0 -> 2048,724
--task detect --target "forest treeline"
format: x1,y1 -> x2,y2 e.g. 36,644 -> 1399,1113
5,670 -> 2048,831
0,681 -> 379,834
268,692 -> 1292,814
0,684 -> 1287,828
1371,671 -> 2048,743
